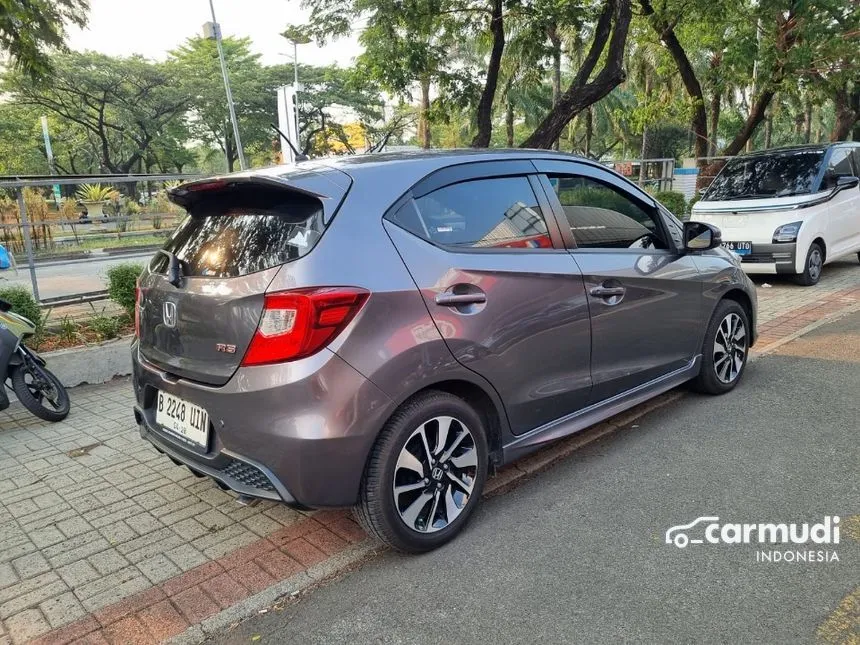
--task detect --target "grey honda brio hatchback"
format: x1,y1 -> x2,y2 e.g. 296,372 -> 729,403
132,150 -> 757,552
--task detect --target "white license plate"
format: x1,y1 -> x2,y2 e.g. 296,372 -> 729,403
722,241 -> 752,256
155,391 -> 209,447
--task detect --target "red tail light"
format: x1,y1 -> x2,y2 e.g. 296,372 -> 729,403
241,287 -> 370,366
134,284 -> 142,338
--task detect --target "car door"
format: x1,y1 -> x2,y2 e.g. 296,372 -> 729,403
383,162 -> 592,435
534,159 -> 703,404
822,147 -> 860,257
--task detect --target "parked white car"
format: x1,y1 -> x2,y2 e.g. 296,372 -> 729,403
692,143 -> 860,285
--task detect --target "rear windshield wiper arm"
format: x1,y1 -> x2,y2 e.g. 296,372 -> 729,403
156,249 -> 183,288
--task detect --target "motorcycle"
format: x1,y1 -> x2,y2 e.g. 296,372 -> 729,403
0,298 -> 70,421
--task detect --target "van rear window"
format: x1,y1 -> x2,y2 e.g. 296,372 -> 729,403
150,187 -> 325,278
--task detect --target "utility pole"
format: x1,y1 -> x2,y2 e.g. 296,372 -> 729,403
205,0 -> 246,171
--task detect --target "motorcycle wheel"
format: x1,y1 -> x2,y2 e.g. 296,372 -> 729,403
11,363 -> 70,422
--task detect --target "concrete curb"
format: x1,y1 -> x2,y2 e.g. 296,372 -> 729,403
166,542 -> 381,645
44,335 -> 133,387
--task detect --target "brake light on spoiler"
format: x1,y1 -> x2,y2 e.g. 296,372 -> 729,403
241,287 -> 370,366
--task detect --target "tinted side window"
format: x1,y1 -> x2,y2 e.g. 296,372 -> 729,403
548,175 -> 666,250
823,149 -> 854,189
403,176 -> 551,249
852,149 -> 860,176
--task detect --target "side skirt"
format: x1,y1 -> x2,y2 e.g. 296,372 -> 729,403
501,356 -> 701,464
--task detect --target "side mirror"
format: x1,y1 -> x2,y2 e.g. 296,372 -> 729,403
684,221 -> 722,251
836,175 -> 860,190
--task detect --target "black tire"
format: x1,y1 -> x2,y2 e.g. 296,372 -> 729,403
355,390 -> 488,553
690,299 -> 750,395
794,242 -> 824,286
11,363 -> 70,422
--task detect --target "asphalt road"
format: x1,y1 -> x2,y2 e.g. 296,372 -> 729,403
1,251 -> 152,299
216,312 -> 860,645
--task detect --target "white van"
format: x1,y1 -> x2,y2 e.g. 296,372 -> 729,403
692,143 -> 860,285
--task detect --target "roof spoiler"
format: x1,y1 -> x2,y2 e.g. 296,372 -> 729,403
167,175 -> 328,210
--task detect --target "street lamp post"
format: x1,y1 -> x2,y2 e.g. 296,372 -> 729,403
281,28 -> 311,153
205,0 -> 247,171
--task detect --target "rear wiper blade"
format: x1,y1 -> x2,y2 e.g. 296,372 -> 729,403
155,249 -> 183,288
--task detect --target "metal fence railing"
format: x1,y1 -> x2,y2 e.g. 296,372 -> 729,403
0,174 -> 200,306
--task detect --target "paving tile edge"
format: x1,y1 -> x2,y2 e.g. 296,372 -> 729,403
751,301 -> 860,357
166,542 -> 381,645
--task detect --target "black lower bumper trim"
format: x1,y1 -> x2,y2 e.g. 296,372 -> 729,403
135,406 -> 304,508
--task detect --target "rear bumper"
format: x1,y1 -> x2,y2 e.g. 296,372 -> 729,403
131,342 -> 394,508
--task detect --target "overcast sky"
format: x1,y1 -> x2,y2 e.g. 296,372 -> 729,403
66,0 -> 363,66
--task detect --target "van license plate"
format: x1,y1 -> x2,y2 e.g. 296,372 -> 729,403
722,241 -> 752,256
155,391 -> 209,447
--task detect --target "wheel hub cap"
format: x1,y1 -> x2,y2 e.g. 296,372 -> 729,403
393,416 -> 478,533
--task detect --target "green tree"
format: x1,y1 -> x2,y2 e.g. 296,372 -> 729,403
288,64 -> 384,155
5,51 -> 189,174
0,0 -> 89,79
170,36 -> 282,172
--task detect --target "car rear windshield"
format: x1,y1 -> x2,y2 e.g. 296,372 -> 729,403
703,150 -> 825,201
150,185 -> 325,278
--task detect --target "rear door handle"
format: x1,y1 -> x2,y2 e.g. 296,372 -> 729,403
589,286 -> 626,298
435,292 -> 487,306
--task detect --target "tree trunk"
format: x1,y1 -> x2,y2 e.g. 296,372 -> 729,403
419,76 -> 431,149
803,99 -> 813,143
851,88 -> 860,141
764,114 -> 773,149
521,0 -> 631,149
225,132 -> 235,173
722,9 -> 798,155
708,92 -> 721,157
505,100 -> 514,147
831,86 -> 858,141
794,111 -> 805,139
548,23 -> 562,151
584,107 -> 593,157
722,89 -> 776,156
471,0 -> 505,148
640,0 -> 708,159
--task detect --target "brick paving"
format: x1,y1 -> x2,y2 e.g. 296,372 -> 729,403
1,258 -> 859,644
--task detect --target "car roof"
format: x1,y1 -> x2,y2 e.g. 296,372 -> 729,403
257,148 -> 606,183
737,142 -> 858,159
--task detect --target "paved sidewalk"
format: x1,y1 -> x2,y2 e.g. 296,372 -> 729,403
1,259 -> 859,644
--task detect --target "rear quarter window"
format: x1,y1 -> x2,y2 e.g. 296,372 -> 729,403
150,186 -> 325,278
389,176 -> 552,250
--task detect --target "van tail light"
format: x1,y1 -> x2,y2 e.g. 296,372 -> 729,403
241,287 -> 370,366
134,283 -> 142,338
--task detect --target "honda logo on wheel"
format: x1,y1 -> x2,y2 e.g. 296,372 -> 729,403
163,301 -> 177,328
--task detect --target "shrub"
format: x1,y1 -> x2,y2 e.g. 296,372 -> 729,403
652,191 -> 687,218
0,285 -> 43,333
57,316 -> 80,345
107,263 -> 143,316
687,195 -> 701,216
89,314 -> 123,341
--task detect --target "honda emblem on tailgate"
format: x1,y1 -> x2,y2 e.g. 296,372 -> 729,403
163,301 -> 177,328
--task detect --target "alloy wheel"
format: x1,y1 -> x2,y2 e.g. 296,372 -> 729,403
393,416 -> 478,533
808,248 -> 823,282
713,312 -> 747,384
